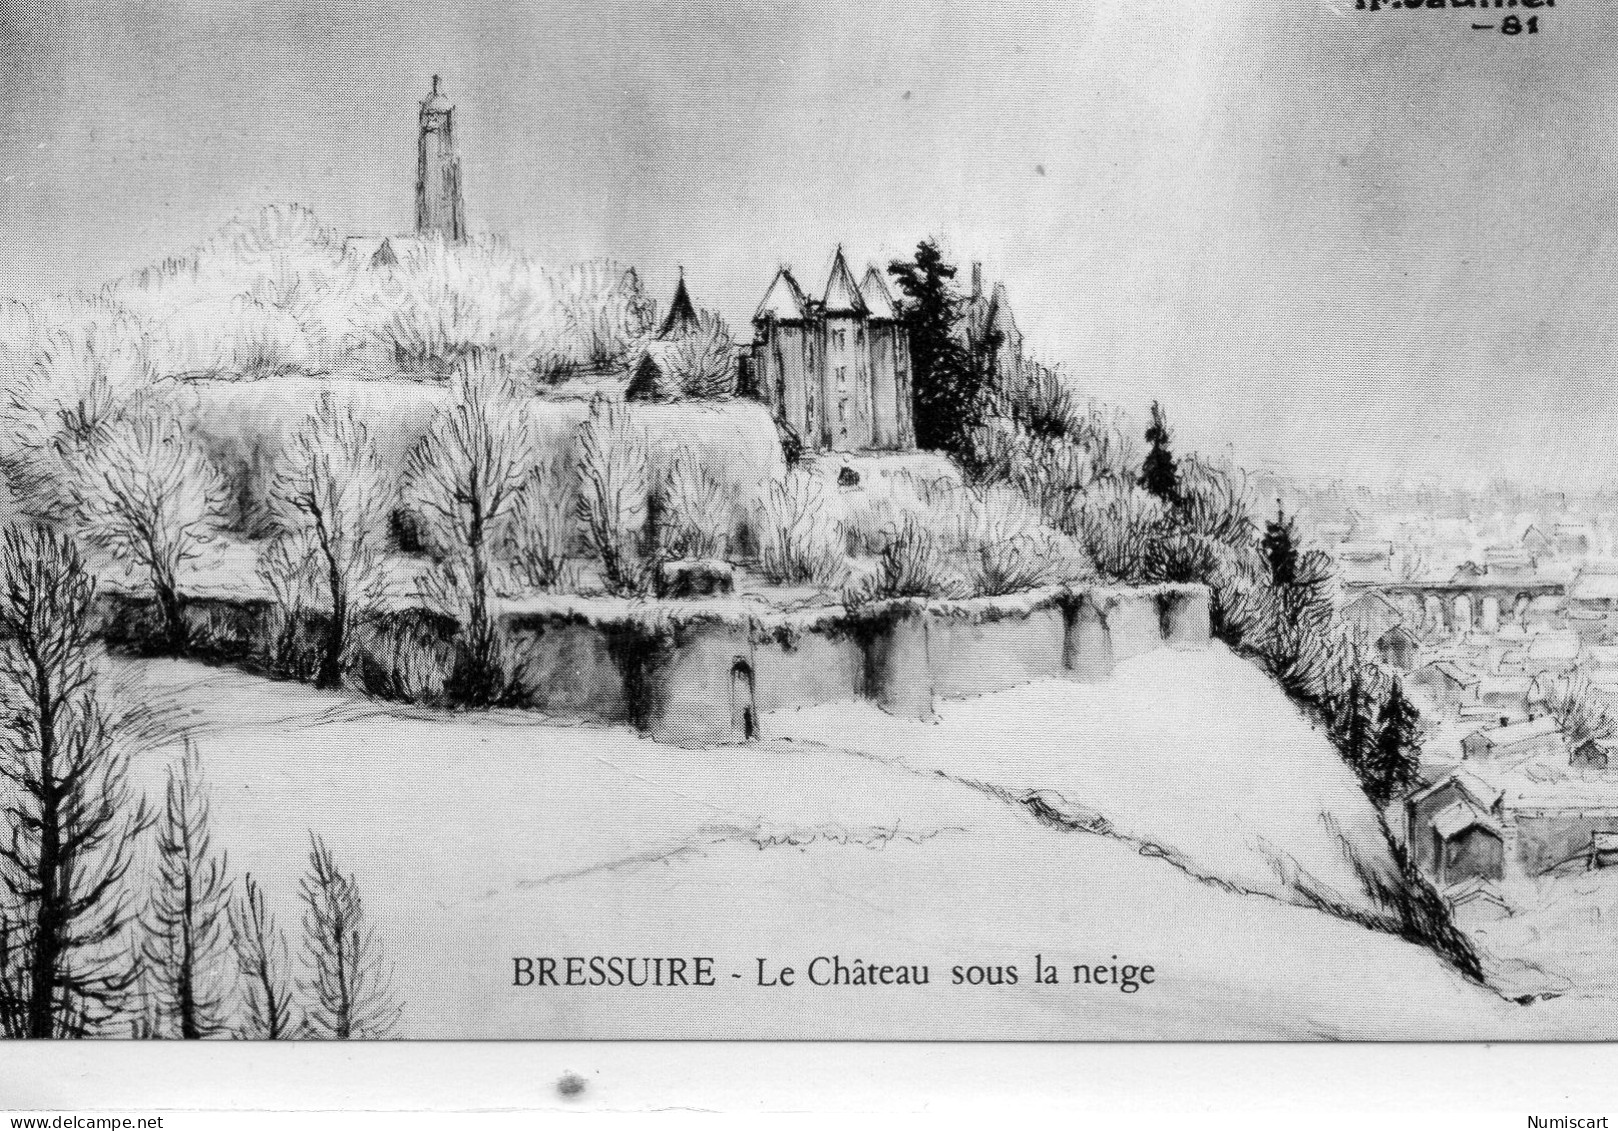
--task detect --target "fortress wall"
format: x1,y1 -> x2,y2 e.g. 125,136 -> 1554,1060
87,579 -> 1213,745
861,609 -> 935,721
640,619 -> 756,748
502,614 -> 632,724
927,605 -> 1066,700
752,624 -> 866,713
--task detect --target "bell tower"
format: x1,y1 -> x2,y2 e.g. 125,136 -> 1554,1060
415,75 -> 466,242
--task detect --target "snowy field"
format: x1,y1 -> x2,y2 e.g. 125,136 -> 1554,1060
110,648 -> 1618,1038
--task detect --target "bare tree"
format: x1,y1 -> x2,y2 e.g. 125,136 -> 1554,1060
0,525 -> 153,1037
139,739 -> 234,1038
229,872 -> 298,1039
74,400 -> 229,652
403,358 -> 532,705
1533,667 -> 1615,747
298,834 -> 400,1040
268,393 -> 393,688
576,398 -> 651,594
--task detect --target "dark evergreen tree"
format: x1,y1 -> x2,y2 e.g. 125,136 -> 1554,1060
887,240 -> 982,466
1139,401 -> 1180,505
1368,679 -> 1422,808
1329,671 -> 1375,784
1262,502 -> 1299,589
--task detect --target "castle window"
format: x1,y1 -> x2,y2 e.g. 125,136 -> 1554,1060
838,398 -> 847,423
836,366 -> 847,390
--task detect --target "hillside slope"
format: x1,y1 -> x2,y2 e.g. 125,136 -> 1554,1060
105,651 -> 1608,1038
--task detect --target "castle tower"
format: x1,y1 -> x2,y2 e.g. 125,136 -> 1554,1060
821,247 -> 872,451
416,75 -> 466,242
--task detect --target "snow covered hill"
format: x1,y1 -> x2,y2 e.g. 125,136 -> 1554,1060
108,648 -> 1617,1038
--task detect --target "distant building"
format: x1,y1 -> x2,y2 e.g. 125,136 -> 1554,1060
1555,522 -> 1595,557
956,262 -> 1023,382
1376,624 -> 1421,671
1460,716 -> 1564,763
1409,660 -> 1481,707
746,250 -> 915,453
1521,525 -> 1556,558
1484,546 -> 1537,577
416,75 -> 466,243
1342,591 -> 1403,641
1337,541 -> 1393,581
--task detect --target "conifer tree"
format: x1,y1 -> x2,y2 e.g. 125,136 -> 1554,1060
140,739 -> 234,1038
1369,679 -> 1422,808
1139,401 -> 1180,506
229,872 -> 298,1039
0,525 -> 152,1037
1262,501 -> 1299,589
298,834 -> 400,1040
887,240 -> 981,464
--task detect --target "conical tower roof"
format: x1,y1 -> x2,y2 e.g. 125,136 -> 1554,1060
754,267 -> 809,322
858,266 -> 898,320
822,247 -> 868,316
657,271 -> 700,338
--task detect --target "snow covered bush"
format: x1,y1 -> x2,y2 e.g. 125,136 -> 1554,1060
73,399 -> 230,651
576,398 -> 651,595
755,470 -> 846,587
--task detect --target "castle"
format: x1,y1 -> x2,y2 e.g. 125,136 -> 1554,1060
745,249 -> 916,453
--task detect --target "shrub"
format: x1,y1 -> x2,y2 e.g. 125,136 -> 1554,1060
666,311 -> 738,399
503,458 -> 579,593
755,470 -> 847,587
1075,479 -> 1165,585
576,399 -> 652,595
657,446 -> 729,561
845,515 -> 961,603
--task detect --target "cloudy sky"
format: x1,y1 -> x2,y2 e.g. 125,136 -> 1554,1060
2,0 -> 1615,489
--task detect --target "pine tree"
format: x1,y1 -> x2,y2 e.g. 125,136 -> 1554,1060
0,525 -> 153,1037
140,739 -> 234,1039
229,872 -> 298,1039
1262,501 -> 1299,589
1139,401 -> 1180,505
1329,672 -> 1375,785
887,240 -> 982,465
298,834 -> 401,1039
1369,679 -> 1422,808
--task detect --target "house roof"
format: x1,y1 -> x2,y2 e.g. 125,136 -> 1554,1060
1571,572 -> 1618,602
1411,767 -> 1505,810
1378,624 -> 1420,648
1527,633 -> 1582,661
1465,716 -> 1562,751
1432,800 -> 1500,841
754,268 -> 810,322
1418,660 -> 1480,688
859,267 -> 899,320
1344,591 -> 1402,618
657,273 -> 701,339
1522,525 -> 1555,549
1446,876 -> 1510,909
822,248 -> 868,316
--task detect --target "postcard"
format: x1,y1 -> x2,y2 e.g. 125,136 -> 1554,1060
0,0 -> 1611,1064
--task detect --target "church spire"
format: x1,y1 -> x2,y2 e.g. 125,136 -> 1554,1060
416,75 -> 465,241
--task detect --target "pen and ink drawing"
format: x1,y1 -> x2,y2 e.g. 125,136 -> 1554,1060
1,1 -> 1614,1039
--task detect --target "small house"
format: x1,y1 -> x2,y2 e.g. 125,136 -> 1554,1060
1569,571 -> 1618,615
1460,716 -> 1564,763
1521,525 -> 1556,558
1406,770 -> 1507,886
1376,624 -> 1422,671
1342,591 -> 1405,642
1409,660 -> 1481,706
1571,738 -> 1616,770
